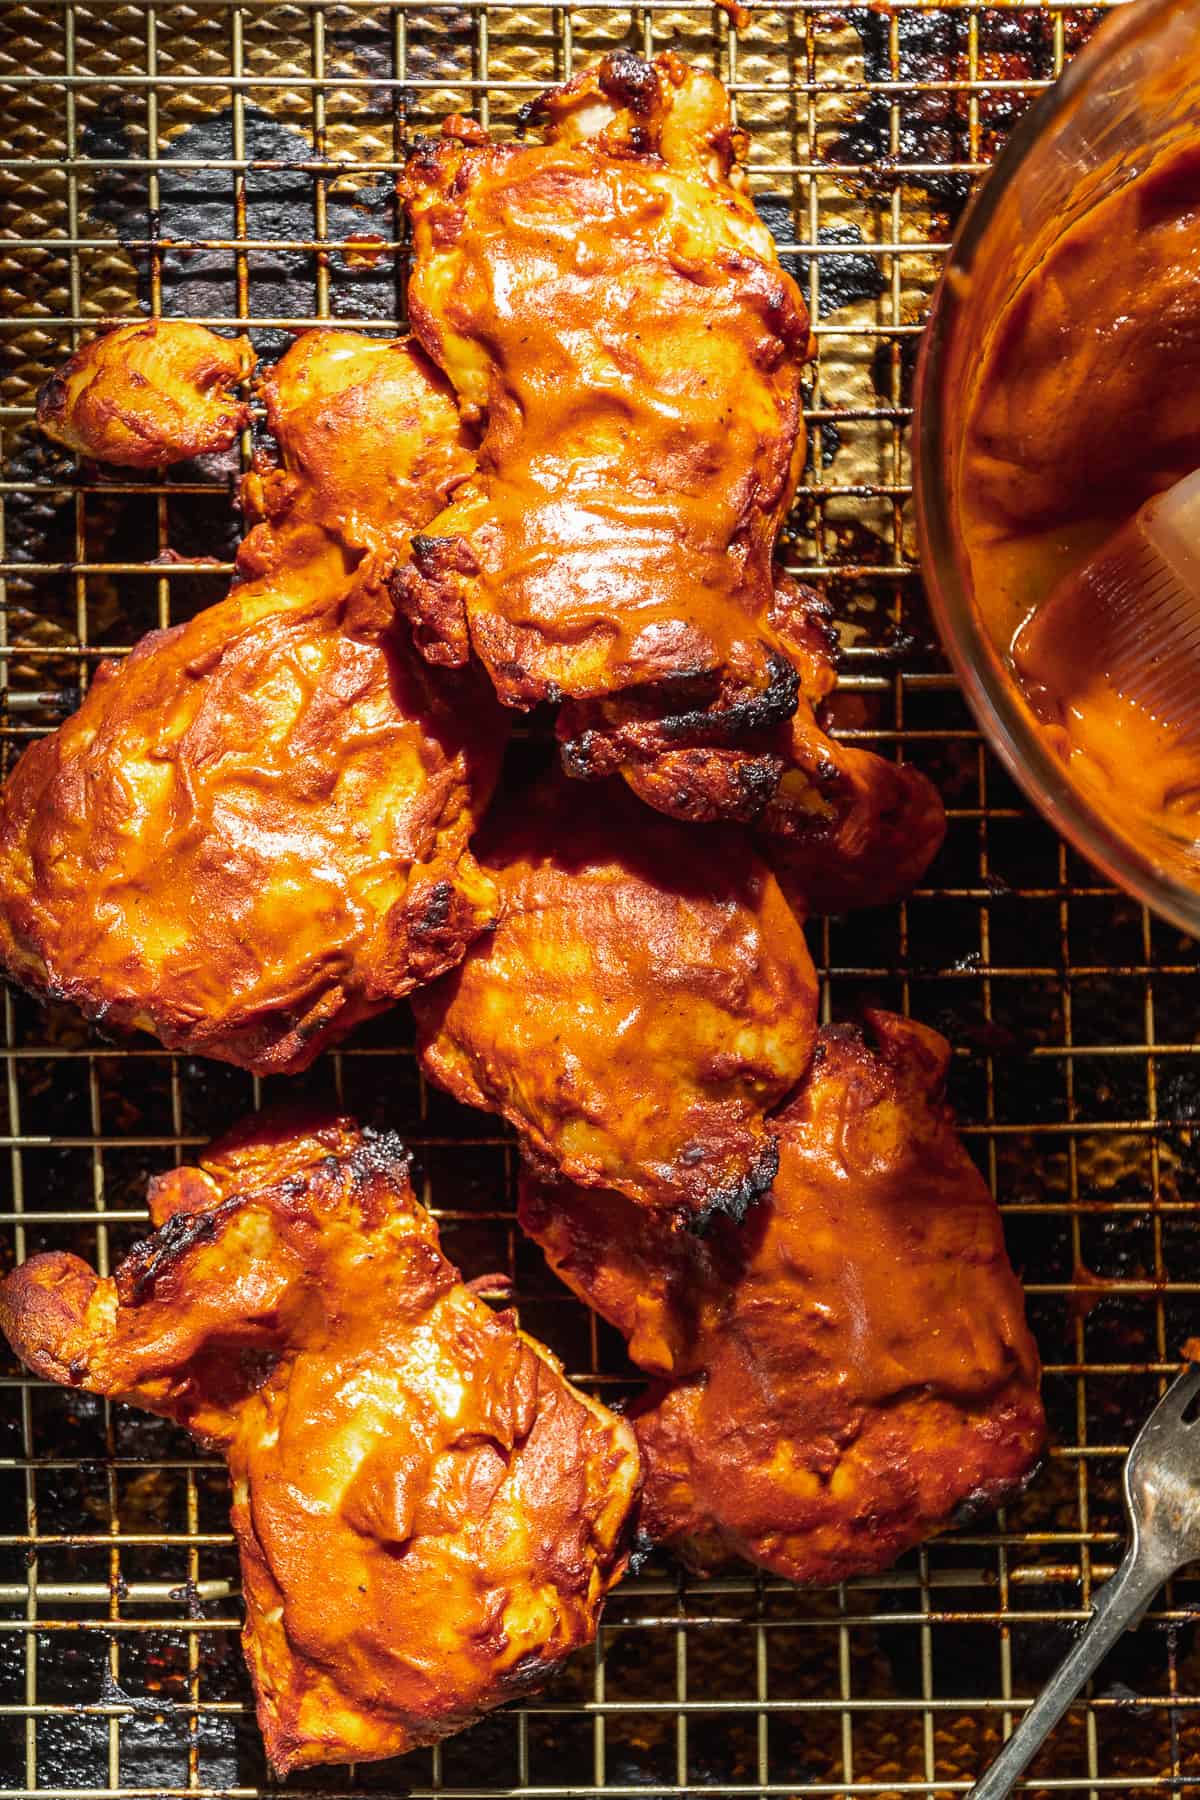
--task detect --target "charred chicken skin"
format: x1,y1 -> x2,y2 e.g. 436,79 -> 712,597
37,319 -> 254,467
571,573 -> 947,909
397,54 -> 814,813
0,1114 -> 640,1773
413,775 -> 817,1220
0,324 -> 504,1073
521,1012 -> 1045,1584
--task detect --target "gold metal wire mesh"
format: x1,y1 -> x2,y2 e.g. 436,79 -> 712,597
3,2 -> 1200,1795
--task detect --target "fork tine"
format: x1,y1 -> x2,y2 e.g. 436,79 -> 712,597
1136,1361 -> 1200,1442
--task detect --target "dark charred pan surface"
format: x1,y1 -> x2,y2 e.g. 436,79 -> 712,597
2,5 -> 1190,1800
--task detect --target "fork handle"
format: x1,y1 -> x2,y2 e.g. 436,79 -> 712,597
968,1547 -> 1169,1799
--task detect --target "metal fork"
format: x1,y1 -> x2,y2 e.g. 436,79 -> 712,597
969,1360 -> 1200,1799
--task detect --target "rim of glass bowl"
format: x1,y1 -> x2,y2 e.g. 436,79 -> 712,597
913,0 -> 1200,940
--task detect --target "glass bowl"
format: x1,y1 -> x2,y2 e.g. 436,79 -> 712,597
914,0 -> 1200,937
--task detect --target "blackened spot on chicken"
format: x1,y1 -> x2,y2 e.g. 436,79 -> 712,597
350,1128 -> 413,1186
732,756 -> 784,813
949,1451 -> 1043,1526
407,133 -> 445,170
409,532 -> 476,574
562,658 -> 801,777
653,654 -> 799,744
602,55 -> 658,116
688,1135 -> 779,1235
559,731 -> 600,780
35,369 -> 69,425
514,50 -> 659,135
514,97 -> 542,136
413,880 -> 454,938
116,1199 -> 242,1305
950,1484 -> 995,1528
651,661 -> 715,689
501,1649 -> 553,1693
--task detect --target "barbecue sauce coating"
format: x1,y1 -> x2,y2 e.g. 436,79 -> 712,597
0,1115 -> 640,1773
414,774 -> 818,1219
0,326 -> 504,1073
36,319 -> 254,467
521,1012 -> 1045,1583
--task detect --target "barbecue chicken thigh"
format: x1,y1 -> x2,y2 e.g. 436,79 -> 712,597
0,324 -> 504,1073
37,319 -> 254,468
413,775 -> 817,1220
521,1012 -> 1045,1583
397,53 -> 814,819
398,61 -> 942,891
0,1114 -> 640,1773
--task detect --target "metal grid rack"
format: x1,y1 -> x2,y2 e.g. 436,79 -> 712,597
2,2 -> 1199,1796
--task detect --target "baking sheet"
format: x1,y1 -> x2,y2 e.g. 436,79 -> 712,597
3,4 -> 1199,1795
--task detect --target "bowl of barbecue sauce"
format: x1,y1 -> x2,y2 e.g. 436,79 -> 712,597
915,0 -> 1200,935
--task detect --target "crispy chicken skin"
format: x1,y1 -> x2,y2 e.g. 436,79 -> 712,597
0,1114 -> 640,1773
37,319 -> 254,467
0,325 -> 504,1073
413,775 -> 818,1219
396,54 -> 813,797
521,1012 -> 1045,1583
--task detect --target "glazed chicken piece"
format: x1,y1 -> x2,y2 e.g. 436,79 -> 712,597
521,1011 -> 1045,1583
413,775 -> 817,1220
0,324 -> 504,1073
37,319 -> 254,467
397,54 -> 814,817
399,52 -> 943,892
0,1114 -> 640,1773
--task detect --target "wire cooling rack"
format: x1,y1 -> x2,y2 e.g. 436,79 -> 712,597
5,2 -> 1200,1796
